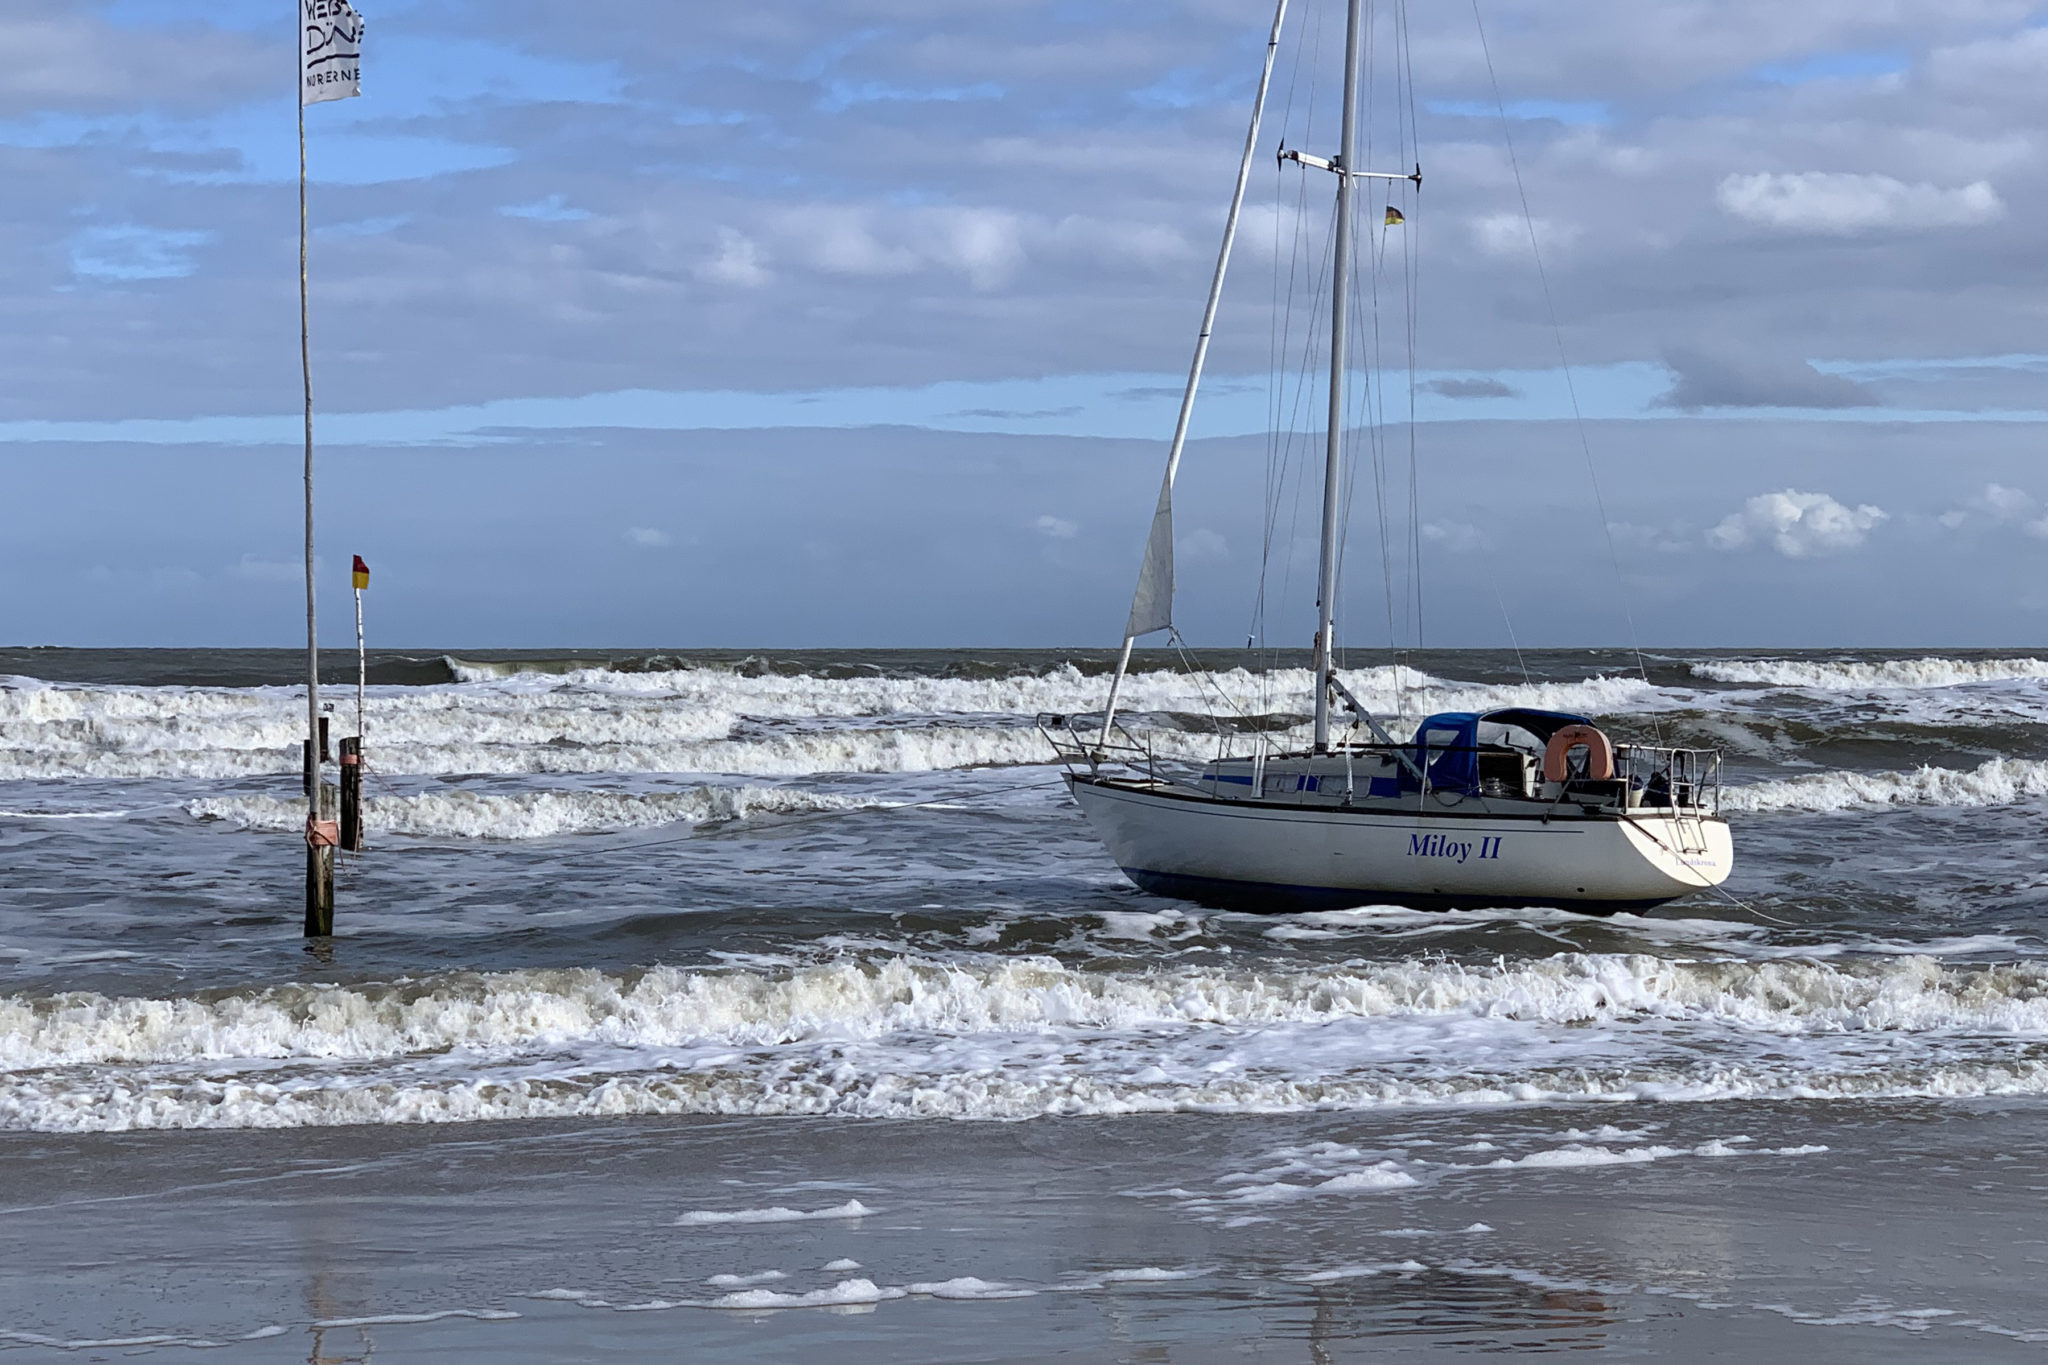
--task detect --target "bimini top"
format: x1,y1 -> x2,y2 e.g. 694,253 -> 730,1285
1415,709 -> 1594,742
1410,709 -> 1596,794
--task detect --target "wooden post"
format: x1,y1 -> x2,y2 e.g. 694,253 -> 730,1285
305,841 -> 334,937
339,736 -> 363,853
305,759 -> 337,937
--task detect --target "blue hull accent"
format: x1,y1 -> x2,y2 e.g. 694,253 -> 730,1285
1122,867 -> 1672,917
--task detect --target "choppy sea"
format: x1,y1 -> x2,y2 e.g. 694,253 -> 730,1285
3,646 -> 2048,1360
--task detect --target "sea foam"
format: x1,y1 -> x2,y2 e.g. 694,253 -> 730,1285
1723,758 -> 2048,813
7,953 -> 2048,1131
1693,657 -> 2048,690
676,1200 -> 873,1227
0,665 -> 1667,782
12,952 -> 2048,1071
185,785 -> 873,840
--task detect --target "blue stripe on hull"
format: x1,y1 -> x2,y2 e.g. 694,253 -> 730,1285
1122,867 -> 1673,917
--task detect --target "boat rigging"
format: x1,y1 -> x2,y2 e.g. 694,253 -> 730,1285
1044,0 -> 1734,915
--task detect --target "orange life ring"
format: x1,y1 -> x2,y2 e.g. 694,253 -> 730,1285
1542,724 -> 1615,783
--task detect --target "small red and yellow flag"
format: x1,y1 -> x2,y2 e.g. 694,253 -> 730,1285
352,555 -> 370,591
1384,206 -> 1405,227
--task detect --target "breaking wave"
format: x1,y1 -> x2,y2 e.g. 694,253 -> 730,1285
1723,759 -> 2048,814
434,660 -> 1665,726
185,785 -> 873,840
0,666 -> 1665,782
1693,657 -> 2048,690
8,952 -> 2048,1131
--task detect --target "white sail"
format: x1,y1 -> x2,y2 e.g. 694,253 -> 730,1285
1125,484 -> 1175,639
1099,0 -> 1289,738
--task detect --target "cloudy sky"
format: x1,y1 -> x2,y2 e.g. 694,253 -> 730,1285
4,0 -> 2048,647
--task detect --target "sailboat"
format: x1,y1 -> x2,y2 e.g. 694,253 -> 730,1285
1044,0 -> 1732,914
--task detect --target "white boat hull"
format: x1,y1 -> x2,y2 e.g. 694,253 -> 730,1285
1069,776 -> 1732,914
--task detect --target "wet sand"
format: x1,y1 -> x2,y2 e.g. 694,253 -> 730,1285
2,1101 -> 2042,1361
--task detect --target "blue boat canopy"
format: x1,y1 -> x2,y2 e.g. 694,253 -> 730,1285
1408,708 -> 1595,794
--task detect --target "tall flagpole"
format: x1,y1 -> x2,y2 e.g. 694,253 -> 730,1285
301,16 -> 332,936
297,0 -> 360,936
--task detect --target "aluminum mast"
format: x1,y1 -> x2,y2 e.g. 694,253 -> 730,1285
1311,0 -> 1365,753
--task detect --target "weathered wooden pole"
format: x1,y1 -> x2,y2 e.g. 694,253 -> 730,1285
304,721 -> 338,936
339,736 -> 363,853
299,41 -> 332,936
305,829 -> 335,936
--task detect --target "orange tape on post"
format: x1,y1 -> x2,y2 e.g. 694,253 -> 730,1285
305,817 -> 341,848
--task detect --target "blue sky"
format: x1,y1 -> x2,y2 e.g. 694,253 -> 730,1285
4,0 -> 2048,647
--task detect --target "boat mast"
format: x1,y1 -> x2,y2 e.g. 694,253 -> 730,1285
1098,0 -> 1291,746
1312,0 -> 1365,753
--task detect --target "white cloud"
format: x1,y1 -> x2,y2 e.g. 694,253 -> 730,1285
1034,514 -> 1078,540
1469,213 -> 1581,259
1707,490 -> 1887,557
1927,26 -> 2048,104
777,205 -> 1026,290
625,527 -> 671,547
1607,521 -> 1692,554
1422,521 -> 1488,554
70,225 -> 214,282
695,228 -> 771,288
1047,215 -> 1192,270
1179,527 -> 1227,560
936,208 -> 1029,288
1716,172 -> 2004,235
1943,482 -> 2048,538
0,11 -> 269,114
1238,201 -> 1308,262
226,554 -> 299,582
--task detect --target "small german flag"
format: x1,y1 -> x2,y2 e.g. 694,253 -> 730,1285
1384,206 -> 1405,227
352,555 -> 370,591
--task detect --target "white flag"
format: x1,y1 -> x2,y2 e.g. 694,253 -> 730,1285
302,0 -> 363,106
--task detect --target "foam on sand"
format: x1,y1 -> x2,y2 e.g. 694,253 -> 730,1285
1288,1262 -> 1429,1283
676,1200 -> 873,1227
1483,1138 -> 1828,1170
706,1278 -> 902,1310
1096,1267 -> 1209,1283
905,1277 -> 1037,1300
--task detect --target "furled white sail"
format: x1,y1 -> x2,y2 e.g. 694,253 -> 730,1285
1126,483 -> 1175,639
1103,0 -> 1288,691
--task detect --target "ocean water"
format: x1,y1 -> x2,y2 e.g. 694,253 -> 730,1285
3,646 -> 2048,1360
